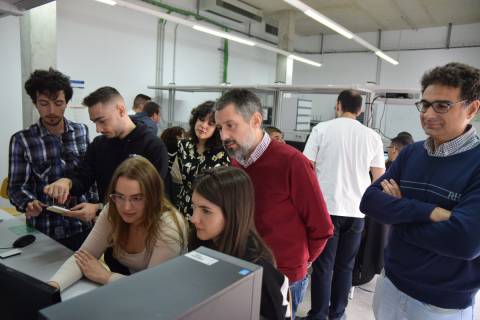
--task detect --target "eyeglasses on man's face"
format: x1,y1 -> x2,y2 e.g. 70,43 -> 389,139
109,194 -> 145,207
414,99 -> 468,114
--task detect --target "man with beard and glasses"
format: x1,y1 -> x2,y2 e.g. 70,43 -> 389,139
215,89 -> 334,319
8,68 -> 97,250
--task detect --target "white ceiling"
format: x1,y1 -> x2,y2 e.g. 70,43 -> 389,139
242,0 -> 480,35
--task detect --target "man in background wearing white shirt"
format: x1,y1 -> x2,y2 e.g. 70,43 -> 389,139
303,90 -> 385,320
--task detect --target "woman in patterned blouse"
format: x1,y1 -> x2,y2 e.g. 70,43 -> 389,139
172,101 -> 230,216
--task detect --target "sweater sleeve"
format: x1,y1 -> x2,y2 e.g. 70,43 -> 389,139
289,152 -> 333,262
397,173 -> 480,260
49,206 -> 112,291
8,134 -> 36,212
147,210 -> 188,267
360,149 -> 435,225
68,139 -> 97,197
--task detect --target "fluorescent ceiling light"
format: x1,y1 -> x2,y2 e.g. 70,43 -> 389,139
99,0 -> 321,67
95,0 -> 117,5
283,0 -> 399,65
193,25 -> 256,46
351,35 -> 378,52
283,0 -> 310,11
375,51 -> 399,65
304,10 -> 353,39
289,54 -> 322,67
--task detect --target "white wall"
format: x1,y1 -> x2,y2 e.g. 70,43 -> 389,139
292,23 -> 480,142
57,0 -> 277,130
0,17 -> 23,196
56,0 -> 159,137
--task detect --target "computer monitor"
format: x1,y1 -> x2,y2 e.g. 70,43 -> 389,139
40,247 -> 263,320
0,263 -> 61,320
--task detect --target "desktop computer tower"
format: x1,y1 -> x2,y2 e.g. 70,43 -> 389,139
40,247 -> 263,320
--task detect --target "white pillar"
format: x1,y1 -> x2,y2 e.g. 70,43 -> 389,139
20,1 -> 57,127
275,10 -> 295,85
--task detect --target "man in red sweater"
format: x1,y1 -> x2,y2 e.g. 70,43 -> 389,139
215,89 -> 333,318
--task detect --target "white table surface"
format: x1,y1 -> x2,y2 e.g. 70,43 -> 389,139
0,212 -> 98,300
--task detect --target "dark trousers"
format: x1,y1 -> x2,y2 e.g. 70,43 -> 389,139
308,216 -> 364,320
57,227 -> 92,251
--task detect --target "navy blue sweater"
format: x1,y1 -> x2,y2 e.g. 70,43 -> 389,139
360,141 -> 480,309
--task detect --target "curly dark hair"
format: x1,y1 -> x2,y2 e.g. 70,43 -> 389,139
188,101 -> 222,150
24,68 -> 73,104
160,126 -> 186,154
421,62 -> 480,101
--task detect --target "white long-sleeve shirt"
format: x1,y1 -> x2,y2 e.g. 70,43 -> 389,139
50,205 -> 188,291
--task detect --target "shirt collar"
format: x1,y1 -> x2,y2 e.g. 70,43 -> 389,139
35,118 -> 72,137
424,124 -> 480,157
237,132 -> 271,168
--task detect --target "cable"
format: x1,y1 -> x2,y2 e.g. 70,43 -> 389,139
0,247 -> 14,250
357,286 -> 375,293
365,95 -> 384,126
368,96 -> 395,140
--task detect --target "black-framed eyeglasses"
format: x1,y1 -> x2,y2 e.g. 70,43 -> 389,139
414,99 -> 468,114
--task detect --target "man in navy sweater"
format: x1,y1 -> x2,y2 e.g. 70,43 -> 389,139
360,62 -> 480,319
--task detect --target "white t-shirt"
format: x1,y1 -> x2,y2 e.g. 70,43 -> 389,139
303,117 -> 385,218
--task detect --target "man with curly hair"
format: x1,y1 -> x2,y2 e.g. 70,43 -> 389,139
361,62 -> 480,319
8,68 -> 96,250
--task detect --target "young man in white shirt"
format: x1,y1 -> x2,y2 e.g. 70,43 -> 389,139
303,90 -> 385,320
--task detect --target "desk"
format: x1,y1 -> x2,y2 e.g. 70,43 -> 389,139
0,216 -> 98,300
0,208 -> 15,221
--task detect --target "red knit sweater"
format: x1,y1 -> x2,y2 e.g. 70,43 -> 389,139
232,141 -> 333,281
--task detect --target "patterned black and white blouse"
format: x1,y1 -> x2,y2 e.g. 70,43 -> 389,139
174,138 -> 230,216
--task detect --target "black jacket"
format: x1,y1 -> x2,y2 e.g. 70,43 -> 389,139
129,112 -> 158,136
68,124 -> 168,202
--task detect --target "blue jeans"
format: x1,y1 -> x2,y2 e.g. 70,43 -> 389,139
374,273 -> 474,320
290,275 -> 309,319
308,216 -> 364,320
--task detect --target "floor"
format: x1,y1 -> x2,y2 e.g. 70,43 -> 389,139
297,275 -> 480,319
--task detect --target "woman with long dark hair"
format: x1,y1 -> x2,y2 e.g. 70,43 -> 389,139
172,101 -> 229,216
189,166 -> 290,319
48,156 -> 187,291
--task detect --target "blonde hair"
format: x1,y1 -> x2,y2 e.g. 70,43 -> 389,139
106,156 -> 186,256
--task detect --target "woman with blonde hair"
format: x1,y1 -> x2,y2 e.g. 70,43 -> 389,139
49,155 -> 187,291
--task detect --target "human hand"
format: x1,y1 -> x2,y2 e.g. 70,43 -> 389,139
25,200 -> 46,218
381,179 -> 402,198
74,250 -> 111,285
65,203 -> 98,222
43,178 -> 72,204
430,207 -> 452,222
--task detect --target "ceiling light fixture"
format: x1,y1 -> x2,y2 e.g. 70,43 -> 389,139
289,54 -> 322,67
95,0 -> 117,6
375,51 -> 399,65
96,0 -> 322,67
304,10 -> 353,39
283,0 -> 399,65
193,25 -> 256,46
